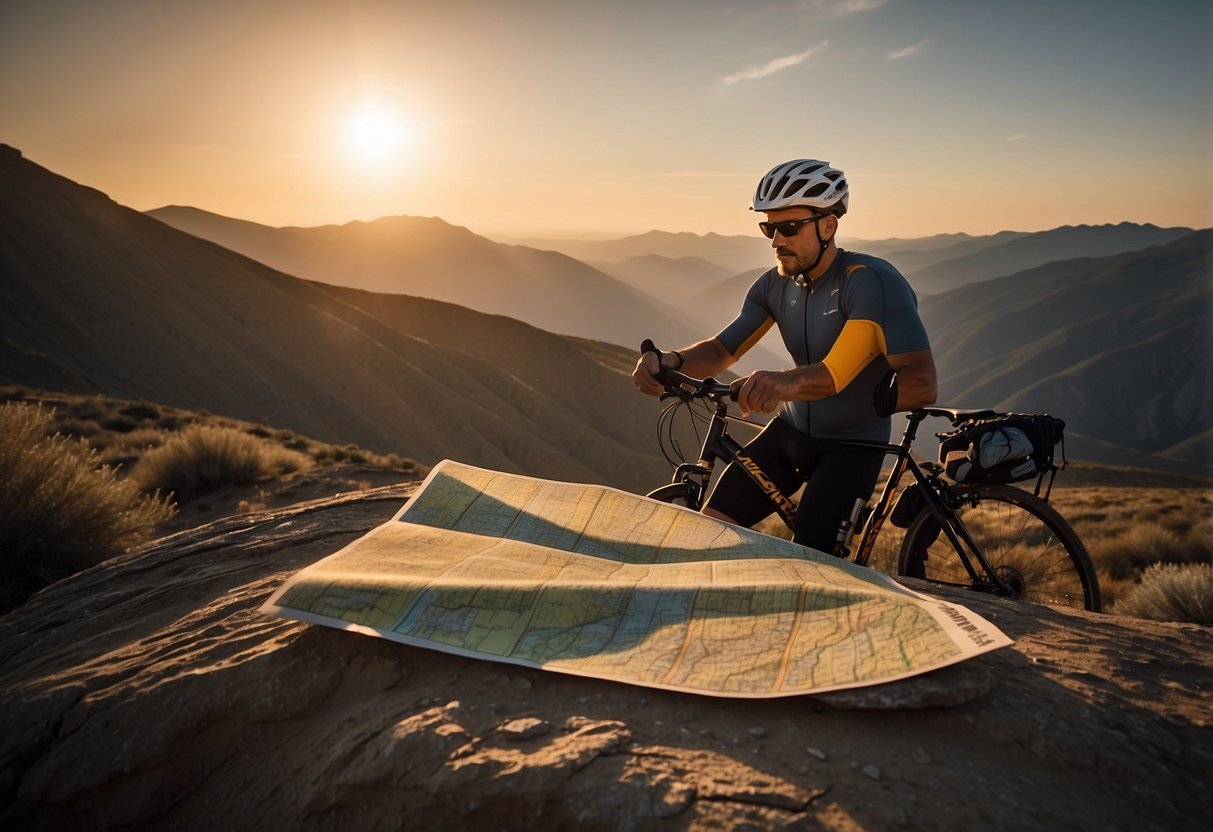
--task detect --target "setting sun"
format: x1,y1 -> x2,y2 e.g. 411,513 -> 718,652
343,103 -> 409,165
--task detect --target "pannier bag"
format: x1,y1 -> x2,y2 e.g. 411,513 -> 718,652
938,414 -> 1066,484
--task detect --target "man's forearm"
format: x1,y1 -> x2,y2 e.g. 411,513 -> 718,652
888,349 -> 938,410
667,338 -> 736,378
734,362 -> 835,416
781,363 -> 837,401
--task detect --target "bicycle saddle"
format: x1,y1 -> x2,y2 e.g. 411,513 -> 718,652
919,406 -> 1000,424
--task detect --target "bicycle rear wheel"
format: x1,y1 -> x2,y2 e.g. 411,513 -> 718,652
647,482 -> 702,511
898,484 -> 1101,612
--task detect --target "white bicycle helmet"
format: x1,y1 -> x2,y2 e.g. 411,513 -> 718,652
751,159 -> 848,215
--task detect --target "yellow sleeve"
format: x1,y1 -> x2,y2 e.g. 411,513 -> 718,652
820,319 -> 888,392
731,316 -> 775,358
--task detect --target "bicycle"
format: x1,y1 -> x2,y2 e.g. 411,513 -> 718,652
641,351 -> 1102,613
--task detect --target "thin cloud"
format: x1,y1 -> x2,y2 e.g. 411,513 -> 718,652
721,41 -> 829,85
817,0 -> 890,19
1006,133 -> 1031,142
886,39 -> 930,60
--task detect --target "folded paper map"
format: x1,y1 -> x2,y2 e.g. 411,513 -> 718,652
262,460 -> 1010,697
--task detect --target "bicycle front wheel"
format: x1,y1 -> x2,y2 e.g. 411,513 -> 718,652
898,484 -> 1101,612
646,482 -> 702,511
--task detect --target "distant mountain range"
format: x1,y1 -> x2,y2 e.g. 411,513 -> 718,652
905,223 -> 1195,295
509,230 -> 771,275
147,207 -> 789,373
0,145 -> 670,492
919,231 -> 1213,470
520,222 -> 1196,314
146,206 -> 705,359
587,254 -> 735,308
2,144 -> 1209,479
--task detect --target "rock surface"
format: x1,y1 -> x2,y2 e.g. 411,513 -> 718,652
2,484 -> 1210,830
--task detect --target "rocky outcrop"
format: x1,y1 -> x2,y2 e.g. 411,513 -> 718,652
2,485 -> 1209,830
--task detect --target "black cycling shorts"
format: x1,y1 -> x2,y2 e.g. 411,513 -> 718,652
703,417 -> 884,554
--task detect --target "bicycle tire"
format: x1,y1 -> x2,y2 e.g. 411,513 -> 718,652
647,482 -> 702,511
898,484 -> 1101,612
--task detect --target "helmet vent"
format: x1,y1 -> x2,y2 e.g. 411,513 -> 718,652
768,172 -> 793,199
751,159 -> 849,213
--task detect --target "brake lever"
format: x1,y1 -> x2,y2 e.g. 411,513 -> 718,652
700,377 -> 739,402
660,385 -> 693,403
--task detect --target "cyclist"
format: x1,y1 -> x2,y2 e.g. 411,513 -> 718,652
633,159 -> 938,554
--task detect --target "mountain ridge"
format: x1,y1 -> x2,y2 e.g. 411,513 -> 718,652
4,144 -> 1209,478
907,222 -> 1197,295
919,231 -> 1212,473
0,146 -> 670,493
146,205 -> 705,356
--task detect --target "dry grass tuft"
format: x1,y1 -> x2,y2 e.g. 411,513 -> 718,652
1089,522 -> 1200,581
1052,486 -> 1212,606
130,426 -> 314,503
0,403 -> 174,613
1113,563 -> 1213,625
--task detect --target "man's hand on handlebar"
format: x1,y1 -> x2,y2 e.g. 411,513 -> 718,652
732,370 -> 792,417
634,339 -> 678,397
633,351 -> 667,396
635,339 -> 740,402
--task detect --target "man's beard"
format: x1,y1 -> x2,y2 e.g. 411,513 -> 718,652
775,249 -> 809,278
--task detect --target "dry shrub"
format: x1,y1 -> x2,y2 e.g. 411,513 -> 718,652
1186,518 -> 1213,561
1089,522 -> 1202,580
131,425 -> 312,502
1113,563 -> 1213,625
119,402 -> 161,421
98,427 -> 167,457
0,403 -> 174,613
1094,574 -> 1135,610
57,417 -> 102,440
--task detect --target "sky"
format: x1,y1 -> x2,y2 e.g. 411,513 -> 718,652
1,0 -> 1210,241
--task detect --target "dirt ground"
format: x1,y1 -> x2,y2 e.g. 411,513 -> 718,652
1,475 -> 1210,831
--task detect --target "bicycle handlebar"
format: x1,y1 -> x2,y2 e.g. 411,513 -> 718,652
641,340 -> 997,422
641,339 -> 736,401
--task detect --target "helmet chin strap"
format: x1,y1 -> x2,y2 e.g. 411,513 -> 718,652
791,221 -> 833,289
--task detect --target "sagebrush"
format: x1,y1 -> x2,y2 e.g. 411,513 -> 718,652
1113,563 -> 1213,625
0,403 -> 174,613
130,425 -> 313,502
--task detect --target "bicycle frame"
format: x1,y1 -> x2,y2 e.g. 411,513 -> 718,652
667,396 -> 799,528
663,393 -> 1018,598
836,416 -> 1018,597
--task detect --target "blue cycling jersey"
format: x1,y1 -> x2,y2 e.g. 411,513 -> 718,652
715,250 -> 930,442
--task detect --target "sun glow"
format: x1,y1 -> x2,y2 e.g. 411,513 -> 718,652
342,103 -> 410,166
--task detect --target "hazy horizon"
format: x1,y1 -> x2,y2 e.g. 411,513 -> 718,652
145,199 -> 1202,245
2,0 -> 1210,242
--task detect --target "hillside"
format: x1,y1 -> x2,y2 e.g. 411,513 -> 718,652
1,486 -> 1208,830
504,224 -> 1193,297
585,255 -> 785,373
4,144 -> 1208,481
0,145 -> 670,493
907,223 -> 1195,295
146,206 -> 704,354
590,253 -> 734,306
0,385 -> 426,535
507,230 -> 771,275
843,230 -> 1029,274
920,231 -> 1213,475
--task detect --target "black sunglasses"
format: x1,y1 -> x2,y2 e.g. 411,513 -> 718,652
758,214 -> 829,239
